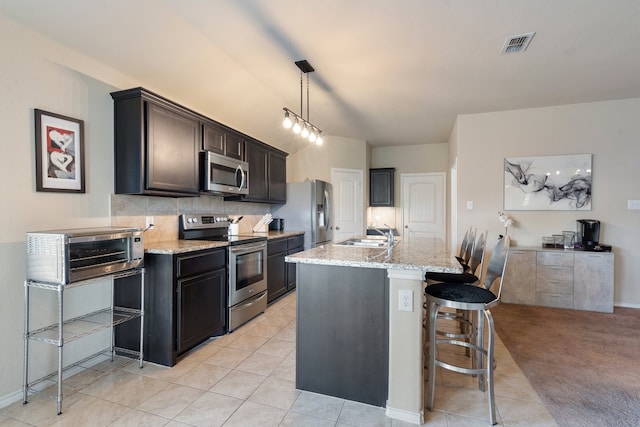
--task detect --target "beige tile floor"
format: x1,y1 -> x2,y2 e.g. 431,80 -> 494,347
1,292 -> 556,426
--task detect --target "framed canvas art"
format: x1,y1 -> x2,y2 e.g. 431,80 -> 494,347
504,154 -> 591,210
35,109 -> 85,193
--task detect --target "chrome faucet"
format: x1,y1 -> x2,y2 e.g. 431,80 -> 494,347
371,224 -> 395,247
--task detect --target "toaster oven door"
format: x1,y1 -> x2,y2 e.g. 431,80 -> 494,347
68,232 -> 143,283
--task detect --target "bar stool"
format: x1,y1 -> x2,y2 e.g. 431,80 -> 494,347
426,230 -> 487,286
456,227 -> 476,271
424,231 -> 487,353
425,236 -> 510,426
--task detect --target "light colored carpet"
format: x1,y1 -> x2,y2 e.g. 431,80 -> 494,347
492,303 -> 640,427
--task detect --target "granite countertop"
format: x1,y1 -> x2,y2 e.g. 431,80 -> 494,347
145,240 -> 228,254
254,230 -> 305,239
286,237 -> 462,273
145,230 -> 305,254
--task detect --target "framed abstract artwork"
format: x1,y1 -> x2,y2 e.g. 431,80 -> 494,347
34,109 -> 85,193
504,154 -> 591,211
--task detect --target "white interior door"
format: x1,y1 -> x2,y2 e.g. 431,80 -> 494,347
331,168 -> 364,242
401,173 -> 446,243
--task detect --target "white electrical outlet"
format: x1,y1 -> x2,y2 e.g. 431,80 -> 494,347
146,216 -> 154,229
398,289 -> 413,312
628,200 -> 640,210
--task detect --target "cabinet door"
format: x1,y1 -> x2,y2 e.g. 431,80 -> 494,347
501,250 -> 536,305
245,140 -> 269,201
268,151 -> 287,203
147,102 -> 200,195
267,238 -> 287,303
574,253 -> 614,312
370,168 -> 394,207
267,251 -> 287,303
286,242 -> 304,291
225,131 -> 244,160
177,268 -> 226,354
202,122 -> 225,155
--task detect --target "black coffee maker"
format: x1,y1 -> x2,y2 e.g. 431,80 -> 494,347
576,219 -> 611,251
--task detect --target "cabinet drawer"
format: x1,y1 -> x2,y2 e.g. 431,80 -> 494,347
176,249 -> 226,278
287,234 -> 304,250
536,278 -> 573,294
536,292 -> 573,309
536,265 -> 573,281
268,238 -> 288,255
537,252 -> 573,266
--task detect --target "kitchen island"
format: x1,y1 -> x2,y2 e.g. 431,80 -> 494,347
286,237 -> 461,425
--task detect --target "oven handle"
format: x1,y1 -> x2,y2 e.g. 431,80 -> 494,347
229,242 -> 266,255
235,290 -> 266,308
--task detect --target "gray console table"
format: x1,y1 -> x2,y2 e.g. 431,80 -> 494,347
502,247 -> 614,313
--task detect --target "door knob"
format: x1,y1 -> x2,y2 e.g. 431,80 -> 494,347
405,225 -> 408,228
335,226 -> 340,230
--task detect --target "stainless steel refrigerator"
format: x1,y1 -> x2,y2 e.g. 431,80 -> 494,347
273,180 -> 333,249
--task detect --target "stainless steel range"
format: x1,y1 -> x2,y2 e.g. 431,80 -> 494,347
179,214 -> 267,331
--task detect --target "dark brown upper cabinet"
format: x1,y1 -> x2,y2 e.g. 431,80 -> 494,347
225,138 -> 287,204
202,120 -> 244,160
111,88 -> 200,197
369,168 -> 395,207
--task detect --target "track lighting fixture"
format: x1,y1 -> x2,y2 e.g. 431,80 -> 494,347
282,60 -> 323,145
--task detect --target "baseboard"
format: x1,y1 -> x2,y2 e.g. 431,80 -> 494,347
0,354 -> 111,410
614,302 -> 640,309
385,404 -> 423,425
0,389 -> 23,411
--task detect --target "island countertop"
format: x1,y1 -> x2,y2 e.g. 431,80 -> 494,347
285,237 -> 462,273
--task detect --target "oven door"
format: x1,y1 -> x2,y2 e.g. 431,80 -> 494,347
228,241 -> 267,306
202,151 -> 249,195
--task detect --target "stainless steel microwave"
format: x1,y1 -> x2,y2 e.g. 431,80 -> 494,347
201,151 -> 249,195
26,227 -> 144,284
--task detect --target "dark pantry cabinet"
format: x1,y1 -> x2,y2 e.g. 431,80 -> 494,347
369,168 -> 395,207
115,247 -> 226,366
111,87 -> 201,197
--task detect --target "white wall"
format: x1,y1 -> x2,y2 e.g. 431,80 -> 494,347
369,144 -> 449,233
454,99 -> 640,307
0,15 -> 125,400
286,135 -> 368,183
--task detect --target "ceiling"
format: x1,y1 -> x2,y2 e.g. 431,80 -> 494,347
2,0 -> 640,154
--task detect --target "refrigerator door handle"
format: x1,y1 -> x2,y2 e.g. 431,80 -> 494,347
324,189 -> 331,229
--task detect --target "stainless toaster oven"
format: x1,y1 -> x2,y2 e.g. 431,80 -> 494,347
26,227 -> 144,284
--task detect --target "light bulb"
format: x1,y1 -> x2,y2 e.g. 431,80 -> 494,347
292,119 -> 301,134
282,111 -> 292,129
316,133 -> 323,145
308,130 -> 317,142
301,124 -> 309,138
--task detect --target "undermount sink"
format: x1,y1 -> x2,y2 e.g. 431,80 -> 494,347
334,237 -> 390,247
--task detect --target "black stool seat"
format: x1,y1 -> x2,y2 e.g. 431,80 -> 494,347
426,283 -> 496,307
425,271 -> 478,284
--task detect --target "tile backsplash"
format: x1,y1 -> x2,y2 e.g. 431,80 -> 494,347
110,194 -> 275,245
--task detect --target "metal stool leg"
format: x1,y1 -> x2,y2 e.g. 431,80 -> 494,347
426,300 -> 439,411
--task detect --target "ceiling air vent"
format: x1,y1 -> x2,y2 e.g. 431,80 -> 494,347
501,32 -> 535,54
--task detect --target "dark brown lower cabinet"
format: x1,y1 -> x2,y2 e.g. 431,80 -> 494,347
267,234 -> 304,304
115,248 -> 226,366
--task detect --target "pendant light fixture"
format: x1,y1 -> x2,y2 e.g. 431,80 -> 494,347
282,60 -> 323,145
